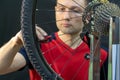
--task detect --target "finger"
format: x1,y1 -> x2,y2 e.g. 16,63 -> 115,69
14,30 -> 24,46
36,29 -> 45,40
16,31 -> 23,41
36,26 -> 48,36
36,26 -> 48,41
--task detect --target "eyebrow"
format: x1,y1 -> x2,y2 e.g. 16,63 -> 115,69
56,3 -> 69,8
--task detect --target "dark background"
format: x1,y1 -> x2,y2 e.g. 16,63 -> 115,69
0,0 -> 56,80
0,0 -> 119,80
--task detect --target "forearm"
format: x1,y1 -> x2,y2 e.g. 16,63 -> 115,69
0,36 -> 23,71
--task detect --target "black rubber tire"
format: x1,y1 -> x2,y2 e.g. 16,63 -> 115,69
20,0 -> 62,80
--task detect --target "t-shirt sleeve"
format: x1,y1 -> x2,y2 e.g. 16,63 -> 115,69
19,47 -> 31,65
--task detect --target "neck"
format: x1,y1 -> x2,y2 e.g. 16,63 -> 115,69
58,31 -> 82,49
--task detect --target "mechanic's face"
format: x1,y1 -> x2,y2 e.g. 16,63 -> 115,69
55,0 -> 86,34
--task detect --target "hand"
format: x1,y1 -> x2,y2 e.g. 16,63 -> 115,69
13,25 -> 48,47
13,30 -> 24,47
36,26 -> 48,41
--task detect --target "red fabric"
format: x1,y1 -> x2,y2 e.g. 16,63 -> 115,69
29,32 -> 107,80
29,69 -> 41,80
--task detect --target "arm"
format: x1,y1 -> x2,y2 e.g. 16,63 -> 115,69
0,31 -> 26,75
0,26 -> 48,75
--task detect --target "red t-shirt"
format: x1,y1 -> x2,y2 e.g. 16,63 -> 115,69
28,32 -> 107,80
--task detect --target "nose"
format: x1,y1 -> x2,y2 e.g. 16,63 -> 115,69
63,10 -> 71,21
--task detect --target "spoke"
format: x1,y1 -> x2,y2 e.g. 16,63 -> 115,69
41,34 -> 81,54
42,37 -> 88,79
37,0 -> 108,79
36,9 -> 85,13
72,0 -> 86,9
39,29 -> 97,80
50,0 -> 86,10
72,61 -> 87,80
37,15 -> 82,25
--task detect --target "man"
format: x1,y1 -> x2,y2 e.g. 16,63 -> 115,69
0,0 -> 107,80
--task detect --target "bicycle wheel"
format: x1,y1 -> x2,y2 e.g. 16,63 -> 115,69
21,0 -> 62,80
21,0 -> 120,80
